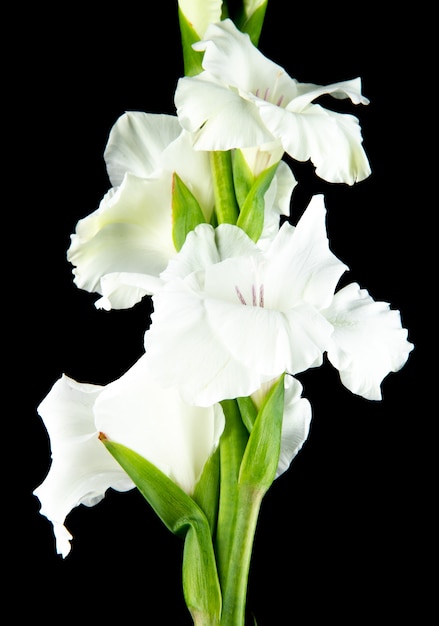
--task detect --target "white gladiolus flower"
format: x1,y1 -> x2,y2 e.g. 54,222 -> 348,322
145,195 -> 345,405
145,194 -> 413,406
33,354 -> 225,557
175,19 -> 371,185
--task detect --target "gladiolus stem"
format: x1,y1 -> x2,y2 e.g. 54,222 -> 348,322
210,151 -> 240,225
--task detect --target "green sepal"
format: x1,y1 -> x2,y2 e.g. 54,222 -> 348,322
172,173 -> 206,251
235,1 -> 269,47
177,7 -> 204,76
236,395 -> 258,433
101,437 -> 222,624
192,447 -> 220,534
232,149 -> 254,210
236,161 -> 279,242
238,373 -> 285,491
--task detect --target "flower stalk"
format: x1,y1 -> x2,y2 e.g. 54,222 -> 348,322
210,151 -> 240,225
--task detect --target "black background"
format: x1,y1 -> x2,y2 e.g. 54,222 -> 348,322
16,1 -> 430,623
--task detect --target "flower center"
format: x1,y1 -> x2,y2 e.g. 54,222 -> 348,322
255,70 -> 285,107
235,284 -> 265,308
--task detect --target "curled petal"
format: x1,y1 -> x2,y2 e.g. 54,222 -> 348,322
291,77 -> 370,112
323,283 -> 414,400
104,112 -> 182,186
67,172 -> 176,305
33,376 -> 133,557
275,376 -> 312,478
95,272 -> 164,310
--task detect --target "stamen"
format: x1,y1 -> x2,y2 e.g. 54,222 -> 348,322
252,285 -> 257,306
259,284 -> 264,308
264,87 -> 270,100
235,285 -> 247,305
276,95 -> 284,107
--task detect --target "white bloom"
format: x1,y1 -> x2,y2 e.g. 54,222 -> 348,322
145,194 -> 412,406
145,195 -> 346,406
34,354 -> 225,557
175,19 -> 371,185
68,111 -> 295,309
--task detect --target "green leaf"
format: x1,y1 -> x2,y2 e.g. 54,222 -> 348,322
192,447 -> 220,534
236,161 -> 279,242
178,7 -> 204,76
232,149 -> 255,210
236,395 -> 258,433
238,373 -> 285,491
101,437 -> 222,624
172,173 -> 206,251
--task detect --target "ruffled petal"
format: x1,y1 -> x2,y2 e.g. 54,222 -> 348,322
258,101 -> 371,185
104,112 -> 182,186
323,283 -> 414,400
33,376 -> 133,557
67,172 -> 176,303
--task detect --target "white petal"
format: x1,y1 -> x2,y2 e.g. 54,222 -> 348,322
104,112 -> 182,186
94,354 -> 225,495
161,222 -> 258,282
95,272 -> 165,310
33,376 -> 133,557
258,160 -> 297,249
194,19 -> 296,99
178,0 -> 222,37
291,77 -> 370,112
175,74 -> 273,150
258,101 -> 371,184
264,195 -> 348,310
275,376 -> 312,478
67,172 -> 176,303
323,283 -> 414,400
